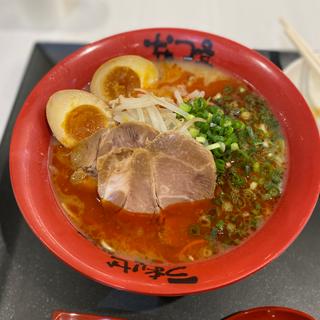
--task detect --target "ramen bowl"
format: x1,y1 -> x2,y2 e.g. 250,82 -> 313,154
10,28 -> 320,295
226,306 -> 315,320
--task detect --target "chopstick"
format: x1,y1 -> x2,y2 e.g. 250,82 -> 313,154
280,17 -> 320,77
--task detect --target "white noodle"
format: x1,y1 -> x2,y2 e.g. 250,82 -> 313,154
136,108 -> 145,122
114,95 -> 154,111
146,106 -> 167,132
177,85 -> 188,97
149,93 -> 189,118
153,107 -> 167,132
186,90 -> 205,100
109,88 -> 203,131
113,111 -> 137,123
110,92 -> 189,119
160,109 -> 182,130
127,109 -> 139,121
146,107 -> 159,130
109,98 -> 118,109
174,89 -> 184,105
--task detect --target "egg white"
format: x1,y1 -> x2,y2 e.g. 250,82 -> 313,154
46,89 -> 111,148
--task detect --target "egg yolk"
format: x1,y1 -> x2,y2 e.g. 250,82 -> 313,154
64,105 -> 108,141
103,66 -> 140,100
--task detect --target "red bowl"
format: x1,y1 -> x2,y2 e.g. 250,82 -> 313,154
226,306 -> 316,320
10,28 -> 320,295
52,311 -> 124,320
52,307 -> 315,320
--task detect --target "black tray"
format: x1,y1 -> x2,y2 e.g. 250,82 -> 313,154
0,43 -> 319,320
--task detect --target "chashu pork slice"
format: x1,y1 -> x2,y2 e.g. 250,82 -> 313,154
147,131 -> 216,209
73,122 -> 216,213
97,148 -> 134,208
70,122 -> 158,175
98,122 -> 159,157
147,131 -> 215,168
70,128 -> 109,173
97,148 -> 158,213
151,154 -> 215,208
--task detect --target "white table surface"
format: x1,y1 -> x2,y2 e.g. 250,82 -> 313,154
1,0 -> 319,141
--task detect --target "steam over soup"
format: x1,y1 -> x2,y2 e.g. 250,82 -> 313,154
47,55 -> 286,263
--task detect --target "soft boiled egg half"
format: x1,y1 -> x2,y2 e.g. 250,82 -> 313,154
46,89 -> 112,148
90,55 -> 159,102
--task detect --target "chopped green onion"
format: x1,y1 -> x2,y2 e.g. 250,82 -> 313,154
222,201 -> 233,212
262,140 -> 269,147
179,91 -> 284,221
214,93 -> 222,100
213,148 -> 224,158
215,159 -> 225,173
179,103 -> 192,113
233,120 -> 245,130
240,111 -> 251,120
223,126 -> 234,136
230,142 -> 239,151
185,113 -> 195,120
195,121 -> 206,129
196,136 -> 207,144
207,142 -> 226,152
199,122 -> 210,133
262,193 -> 272,201
222,118 -> 232,127
201,110 -> 209,119
246,126 -> 255,139
226,222 -> 236,233
231,172 -> 245,187
269,187 -> 280,197
208,106 -> 221,114
237,149 -> 250,160
208,134 -> 224,142
211,115 -> 221,124
250,181 -> 258,190
253,162 -> 260,173
225,134 -> 237,146
189,127 -> 200,138
271,169 -> 282,184
191,97 -> 208,111
216,220 -> 224,230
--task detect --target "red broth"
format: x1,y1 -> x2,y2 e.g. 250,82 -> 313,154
49,61 -> 286,263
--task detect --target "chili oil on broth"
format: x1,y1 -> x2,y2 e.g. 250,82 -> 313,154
152,60 -> 239,98
48,59 -> 286,264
